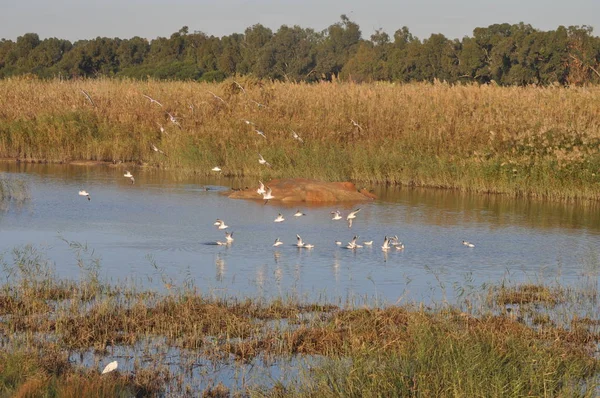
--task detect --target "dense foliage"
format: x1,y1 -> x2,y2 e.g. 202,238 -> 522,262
1,16 -> 600,85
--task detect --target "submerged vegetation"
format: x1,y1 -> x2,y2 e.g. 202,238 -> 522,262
1,79 -> 600,200
0,244 -> 599,396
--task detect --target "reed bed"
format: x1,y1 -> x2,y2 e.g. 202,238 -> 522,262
1,78 -> 600,201
0,245 -> 599,396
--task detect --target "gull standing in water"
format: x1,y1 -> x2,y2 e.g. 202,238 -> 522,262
274,213 -> 285,223
273,238 -> 283,247
79,190 -> 91,201
214,219 -> 229,230
294,210 -> 306,217
258,153 -> 271,167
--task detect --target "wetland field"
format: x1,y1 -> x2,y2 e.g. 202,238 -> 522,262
1,79 -> 600,396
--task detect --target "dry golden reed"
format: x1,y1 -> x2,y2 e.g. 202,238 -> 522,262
1,77 -> 600,200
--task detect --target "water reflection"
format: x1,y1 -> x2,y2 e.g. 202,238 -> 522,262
0,162 -> 599,305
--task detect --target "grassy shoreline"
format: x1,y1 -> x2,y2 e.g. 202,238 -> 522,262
0,245 -> 599,396
1,78 -> 600,201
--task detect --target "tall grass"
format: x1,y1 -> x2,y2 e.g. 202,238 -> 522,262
1,77 -> 600,199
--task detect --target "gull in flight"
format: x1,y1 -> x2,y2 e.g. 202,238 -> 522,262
291,130 -> 304,143
293,210 -> 306,217
166,112 -> 181,127
257,180 -> 266,195
80,89 -> 96,107
242,119 -> 255,126
225,231 -> 234,243
214,219 -> 229,230
462,240 -> 475,248
331,210 -> 342,221
255,129 -> 267,139
347,209 -> 361,228
150,143 -> 167,156
156,123 -> 167,135
346,208 -> 361,220
101,361 -> 118,375
258,153 -> 271,167
262,186 -> 274,204
78,190 -> 91,201
274,213 -> 285,223
123,171 -> 135,184
208,90 -> 227,104
273,237 -> 283,247
212,166 -> 222,172
142,94 -> 163,107
350,119 -> 363,131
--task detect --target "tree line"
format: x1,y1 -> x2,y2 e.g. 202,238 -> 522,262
1,15 -> 599,86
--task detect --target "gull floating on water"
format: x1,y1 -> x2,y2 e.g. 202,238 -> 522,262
273,238 -> 283,247
101,360 -> 118,375
382,236 -> 390,251
335,240 -> 342,246
363,241 -> 373,246
296,234 -> 304,247
214,219 -> 229,230
142,94 -> 163,107
274,213 -> 285,223
78,190 -> 91,201
258,153 -> 271,167
462,240 -> 475,248
257,180 -> 266,195
294,210 -> 306,217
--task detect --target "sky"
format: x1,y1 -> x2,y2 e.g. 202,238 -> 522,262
1,0 -> 600,42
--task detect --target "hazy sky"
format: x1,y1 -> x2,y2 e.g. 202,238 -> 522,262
2,0 -> 600,42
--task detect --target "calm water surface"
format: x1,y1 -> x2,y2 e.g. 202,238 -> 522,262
1,162 -> 600,305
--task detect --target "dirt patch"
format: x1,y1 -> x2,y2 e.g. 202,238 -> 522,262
226,178 -> 376,202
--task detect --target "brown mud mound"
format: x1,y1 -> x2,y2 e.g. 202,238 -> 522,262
226,178 -> 376,202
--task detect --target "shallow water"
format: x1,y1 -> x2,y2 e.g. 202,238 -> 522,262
1,162 -> 600,305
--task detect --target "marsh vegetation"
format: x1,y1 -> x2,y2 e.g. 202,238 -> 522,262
0,245 -> 599,396
1,79 -> 600,201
